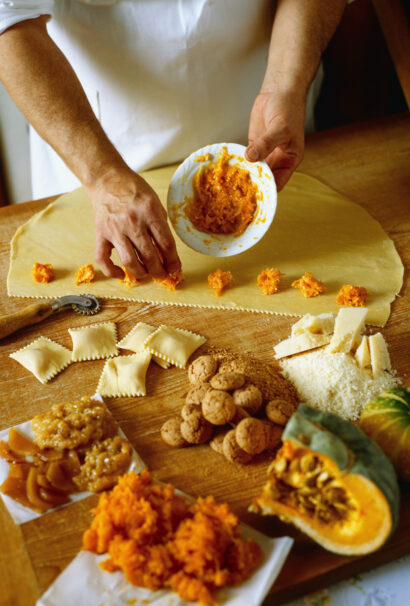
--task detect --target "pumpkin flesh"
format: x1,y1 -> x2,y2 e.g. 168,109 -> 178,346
251,404 -> 399,555
255,442 -> 392,555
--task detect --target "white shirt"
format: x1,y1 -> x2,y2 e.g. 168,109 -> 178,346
0,0 -> 323,199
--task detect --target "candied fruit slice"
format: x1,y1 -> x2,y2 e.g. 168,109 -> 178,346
1,476 -> 33,510
26,467 -> 51,512
8,427 -> 39,456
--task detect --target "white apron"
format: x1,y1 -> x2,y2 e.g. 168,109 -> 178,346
0,0 -> 322,199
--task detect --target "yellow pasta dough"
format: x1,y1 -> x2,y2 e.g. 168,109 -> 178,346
118,322 -> 170,369
97,352 -> 152,397
7,169 -> 404,327
9,337 -> 72,384
144,325 -> 206,369
68,322 -> 118,362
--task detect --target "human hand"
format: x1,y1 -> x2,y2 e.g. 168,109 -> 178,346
87,167 -> 181,280
246,90 -> 305,192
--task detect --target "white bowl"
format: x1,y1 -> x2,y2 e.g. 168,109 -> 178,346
167,142 -> 277,257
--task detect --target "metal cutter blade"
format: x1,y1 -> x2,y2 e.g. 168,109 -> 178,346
50,294 -> 101,315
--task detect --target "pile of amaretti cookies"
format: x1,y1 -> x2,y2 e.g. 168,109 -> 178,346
160,353 -> 299,464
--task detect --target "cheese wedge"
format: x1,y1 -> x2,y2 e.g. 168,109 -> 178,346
329,308 -> 368,353
355,335 -> 371,369
369,333 -> 392,377
274,333 -> 331,359
291,313 -> 335,337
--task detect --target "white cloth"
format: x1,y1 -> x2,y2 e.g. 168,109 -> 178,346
0,0 -> 322,199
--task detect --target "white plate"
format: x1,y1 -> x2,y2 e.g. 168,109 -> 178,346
167,142 -> 277,257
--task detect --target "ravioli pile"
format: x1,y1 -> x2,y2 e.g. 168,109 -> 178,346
10,321 -> 206,398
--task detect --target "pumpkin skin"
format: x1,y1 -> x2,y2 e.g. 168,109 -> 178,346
251,404 -> 399,555
360,388 -> 410,482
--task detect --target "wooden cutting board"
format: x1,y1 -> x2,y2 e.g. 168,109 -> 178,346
0,114 -> 409,606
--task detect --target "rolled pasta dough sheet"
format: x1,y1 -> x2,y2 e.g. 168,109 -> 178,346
7,169 -> 403,327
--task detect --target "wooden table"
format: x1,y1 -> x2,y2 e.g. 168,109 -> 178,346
0,113 -> 409,606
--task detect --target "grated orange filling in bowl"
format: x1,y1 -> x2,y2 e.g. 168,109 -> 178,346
292,272 -> 325,298
336,284 -> 368,307
82,470 -> 263,606
32,262 -> 54,283
185,147 -> 259,237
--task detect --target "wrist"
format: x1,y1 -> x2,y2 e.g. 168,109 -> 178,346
83,158 -> 136,199
260,69 -> 310,102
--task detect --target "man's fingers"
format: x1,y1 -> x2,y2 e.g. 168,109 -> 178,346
128,228 -> 167,279
113,236 -> 148,280
265,146 -> 302,191
272,167 -> 294,192
149,220 -> 181,273
246,118 -> 288,163
94,238 -> 123,278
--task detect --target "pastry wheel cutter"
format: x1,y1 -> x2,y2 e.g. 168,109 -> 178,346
0,294 -> 101,340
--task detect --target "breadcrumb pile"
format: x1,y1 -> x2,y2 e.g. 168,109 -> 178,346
32,262 -> 54,283
291,272 -> 325,298
336,284 -> 368,307
82,471 -> 263,605
257,268 -> 283,295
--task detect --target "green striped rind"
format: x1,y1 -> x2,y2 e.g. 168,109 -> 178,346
284,403 -> 400,533
361,388 -> 410,417
360,388 -> 410,481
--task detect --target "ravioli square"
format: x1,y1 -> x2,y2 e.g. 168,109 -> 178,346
9,337 -> 72,384
118,321 -> 170,369
68,322 -> 118,361
97,352 -> 152,397
144,325 -> 207,368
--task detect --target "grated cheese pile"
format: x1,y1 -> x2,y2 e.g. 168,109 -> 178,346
280,345 -> 400,421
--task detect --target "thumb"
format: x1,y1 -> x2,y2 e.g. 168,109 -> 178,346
246,119 -> 288,162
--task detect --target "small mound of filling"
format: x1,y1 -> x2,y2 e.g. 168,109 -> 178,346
266,444 -> 357,525
185,147 -> 259,237
257,268 -> 283,295
336,284 -> 368,307
153,269 -> 184,291
75,263 -> 95,285
120,266 -> 139,287
292,272 -> 325,298
32,262 -> 54,283
208,268 -> 233,296
82,470 -> 263,606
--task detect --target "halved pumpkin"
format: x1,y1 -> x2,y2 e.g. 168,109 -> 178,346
251,404 -> 399,555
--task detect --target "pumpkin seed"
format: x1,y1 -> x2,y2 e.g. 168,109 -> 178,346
273,458 -> 287,474
300,454 -> 316,472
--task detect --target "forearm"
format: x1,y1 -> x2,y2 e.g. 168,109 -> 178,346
0,16 -> 180,278
0,17 -> 128,188
262,0 -> 346,96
